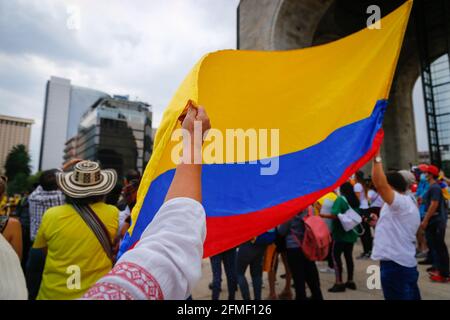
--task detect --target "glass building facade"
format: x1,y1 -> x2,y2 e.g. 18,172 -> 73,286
431,56 -> 450,172
71,96 -> 153,178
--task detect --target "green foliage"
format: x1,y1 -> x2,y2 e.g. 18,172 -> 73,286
27,171 -> 42,190
4,144 -> 32,195
7,172 -> 29,196
4,144 -> 31,182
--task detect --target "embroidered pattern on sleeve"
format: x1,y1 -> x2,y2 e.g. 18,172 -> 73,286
83,262 -> 164,300
83,281 -> 134,300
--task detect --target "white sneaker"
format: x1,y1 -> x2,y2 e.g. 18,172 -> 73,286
319,267 -> 335,274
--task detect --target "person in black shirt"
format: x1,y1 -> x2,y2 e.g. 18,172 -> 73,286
421,165 -> 449,282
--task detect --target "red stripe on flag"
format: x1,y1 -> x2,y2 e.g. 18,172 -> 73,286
203,129 -> 384,257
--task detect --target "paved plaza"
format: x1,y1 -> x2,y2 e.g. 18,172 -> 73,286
192,223 -> 450,300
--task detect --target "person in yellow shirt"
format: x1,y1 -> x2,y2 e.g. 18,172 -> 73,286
315,191 -> 338,273
33,161 -> 119,300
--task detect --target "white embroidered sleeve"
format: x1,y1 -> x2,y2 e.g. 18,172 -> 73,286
83,197 -> 206,300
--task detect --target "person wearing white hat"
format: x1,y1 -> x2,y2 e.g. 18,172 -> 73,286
32,161 -> 119,300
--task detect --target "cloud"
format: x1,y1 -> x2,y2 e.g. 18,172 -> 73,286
0,0 -> 239,172
0,0 -> 107,66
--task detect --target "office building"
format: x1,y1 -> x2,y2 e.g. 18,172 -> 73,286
0,115 -> 34,174
66,96 -> 153,177
39,76 -> 108,170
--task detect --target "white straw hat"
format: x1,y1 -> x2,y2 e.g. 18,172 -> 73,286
56,161 -> 117,198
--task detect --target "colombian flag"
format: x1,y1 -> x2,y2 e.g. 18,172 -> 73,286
120,1 -> 412,258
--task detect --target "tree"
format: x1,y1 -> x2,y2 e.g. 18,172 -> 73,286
4,144 -> 32,195
7,172 -> 29,196
4,144 -> 31,182
27,171 -> 42,191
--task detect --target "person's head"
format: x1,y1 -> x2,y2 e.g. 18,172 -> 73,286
55,160 -> 117,203
0,175 -> 7,198
124,169 -> 140,185
39,169 -> 59,191
427,165 -> 440,182
105,182 -> 123,206
386,171 -> 408,193
355,171 -> 365,184
398,170 -> 415,190
367,179 -> 377,192
339,182 -> 360,208
422,164 -> 440,183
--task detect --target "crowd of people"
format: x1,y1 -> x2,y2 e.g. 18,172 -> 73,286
207,150 -> 449,300
0,160 -> 143,299
0,105 -> 449,300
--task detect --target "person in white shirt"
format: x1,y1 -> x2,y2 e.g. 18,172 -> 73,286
369,148 -> 421,300
354,171 -> 372,259
354,172 -> 369,209
83,104 -> 211,300
0,233 -> 27,300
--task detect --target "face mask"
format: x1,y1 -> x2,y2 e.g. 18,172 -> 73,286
420,173 -> 427,182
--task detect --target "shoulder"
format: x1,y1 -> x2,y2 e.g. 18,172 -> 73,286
334,196 -> 345,204
28,186 -> 42,197
331,196 -> 346,212
389,191 -> 415,211
97,203 -> 119,215
428,184 -> 443,197
45,204 -> 70,216
6,217 -> 21,229
41,205 -> 72,226
2,218 -> 21,239
430,183 -> 442,191
93,203 -> 119,226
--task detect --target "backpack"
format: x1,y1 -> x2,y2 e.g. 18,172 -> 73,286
292,207 -> 331,261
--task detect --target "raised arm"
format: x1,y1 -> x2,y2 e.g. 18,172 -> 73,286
84,105 -> 211,300
165,106 -> 210,202
371,148 -> 394,205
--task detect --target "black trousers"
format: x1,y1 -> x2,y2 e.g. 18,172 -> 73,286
327,240 -> 334,269
332,241 -> 354,283
426,221 -> 449,277
286,248 -> 323,300
360,209 -> 373,254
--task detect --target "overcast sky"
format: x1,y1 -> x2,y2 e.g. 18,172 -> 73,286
0,0 -> 428,172
0,0 -> 239,171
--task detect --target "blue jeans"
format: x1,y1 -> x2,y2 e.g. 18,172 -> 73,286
210,248 -> 237,300
380,261 -> 421,300
236,241 -> 267,300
